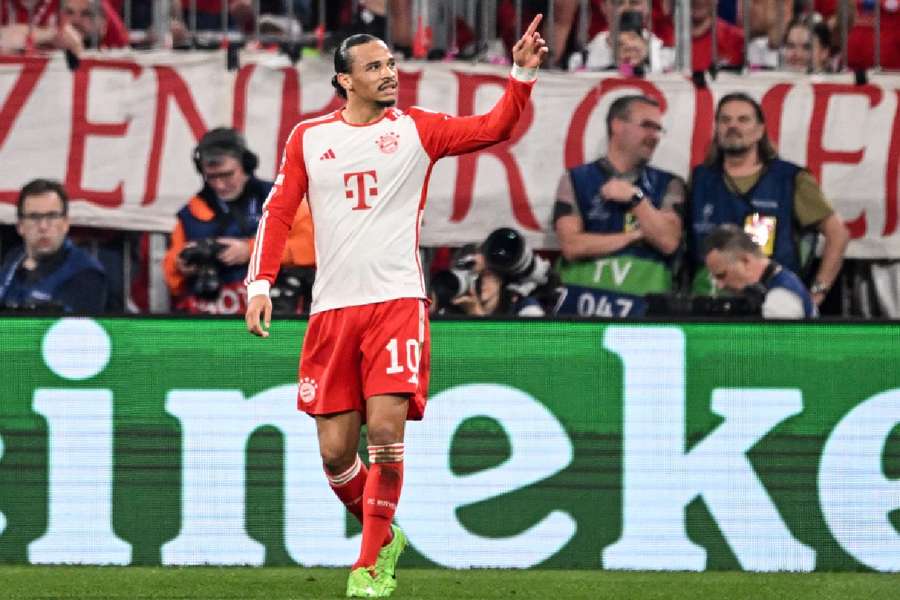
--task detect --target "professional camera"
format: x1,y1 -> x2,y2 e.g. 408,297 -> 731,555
430,249 -> 480,314
481,227 -> 552,297
644,292 -> 763,317
271,267 -> 315,315
178,238 -> 225,300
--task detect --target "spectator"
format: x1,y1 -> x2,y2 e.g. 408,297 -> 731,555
704,223 -> 818,318
163,128 -> 272,314
744,0 -> 794,68
0,0 -> 84,55
62,0 -> 128,48
575,0 -> 674,72
782,18 -> 833,73
691,0 -> 744,72
687,93 -> 849,306
0,179 -> 108,313
799,1 -> 855,41
551,0 -> 674,68
107,0 -> 189,48
553,94 -> 684,318
847,0 -> 900,70
613,19 -> 651,75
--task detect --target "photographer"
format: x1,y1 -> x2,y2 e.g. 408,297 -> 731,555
165,127 -> 315,315
164,128 -> 272,314
430,228 -> 556,318
0,179 -> 107,313
703,224 -> 817,319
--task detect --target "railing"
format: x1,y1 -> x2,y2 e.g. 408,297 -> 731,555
99,0 -> 894,72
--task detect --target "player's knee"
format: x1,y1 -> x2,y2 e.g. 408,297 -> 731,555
365,422 -> 403,447
319,444 -> 357,473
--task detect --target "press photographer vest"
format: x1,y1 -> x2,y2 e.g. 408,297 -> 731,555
751,261 -> 817,319
176,178 -> 271,290
556,160 -> 675,318
0,239 -> 104,312
689,159 -> 800,294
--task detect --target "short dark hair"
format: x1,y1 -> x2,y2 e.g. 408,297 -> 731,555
606,95 -> 660,138
703,224 -> 764,258
17,179 -> 68,218
331,34 -> 382,99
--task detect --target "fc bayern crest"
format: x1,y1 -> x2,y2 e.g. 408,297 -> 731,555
376,132 -> 400,154
298,377 -> 318,404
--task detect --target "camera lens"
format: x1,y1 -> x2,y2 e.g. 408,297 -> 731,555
482,227 -> 526,274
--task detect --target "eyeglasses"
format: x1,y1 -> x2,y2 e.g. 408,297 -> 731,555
204,169 -> 238,182
622,118 -> 665,134
20,211 -> 66,224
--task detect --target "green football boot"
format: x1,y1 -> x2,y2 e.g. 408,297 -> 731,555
375,524 -> 408,595
346,567 -> 387,598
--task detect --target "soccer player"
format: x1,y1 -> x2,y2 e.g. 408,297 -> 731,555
244,16 -> 548,599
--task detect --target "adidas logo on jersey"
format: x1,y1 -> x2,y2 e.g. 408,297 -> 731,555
319,148 -> 336,160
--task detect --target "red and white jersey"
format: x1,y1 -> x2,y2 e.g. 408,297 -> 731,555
247,70 -> 536,314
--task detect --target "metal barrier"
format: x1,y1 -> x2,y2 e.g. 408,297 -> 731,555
0,0 -> 891,71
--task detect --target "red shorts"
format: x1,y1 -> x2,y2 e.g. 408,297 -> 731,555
297,298 -> 430,421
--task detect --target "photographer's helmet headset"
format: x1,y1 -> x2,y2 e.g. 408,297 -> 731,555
192,127 -> 259,176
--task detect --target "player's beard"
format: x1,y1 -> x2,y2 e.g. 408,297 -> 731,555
376,98 -> 397,108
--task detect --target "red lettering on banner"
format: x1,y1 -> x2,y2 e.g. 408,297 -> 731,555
276,67 -> 344,177
760,83 -> 792,150
396,68 -> 422,111
690,86 -> 714,168
807,84 -> 883,239
564,78 -> 667,169
65,59 -> 142,208
885,90 -> 900,236
0,56 -> 49,204
142,66 -> 208,206
451,72 -> 539,230
232,64 -> 255,132
344,170 -> 377,210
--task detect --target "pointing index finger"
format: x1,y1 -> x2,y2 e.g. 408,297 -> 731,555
524,14 -> 543,39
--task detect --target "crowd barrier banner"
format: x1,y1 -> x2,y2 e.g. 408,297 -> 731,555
1,317 -> 899,570
0,52 -> 899,258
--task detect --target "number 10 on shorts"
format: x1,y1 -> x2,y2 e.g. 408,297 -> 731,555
385,338 -> 421,384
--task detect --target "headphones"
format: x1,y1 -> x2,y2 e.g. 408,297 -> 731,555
192,127 -> 259,175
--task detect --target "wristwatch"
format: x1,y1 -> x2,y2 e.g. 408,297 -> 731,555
810,281 -> 829,296
628,187 -> 645,209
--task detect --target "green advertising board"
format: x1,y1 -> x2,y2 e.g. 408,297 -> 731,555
0,317 -> 898,571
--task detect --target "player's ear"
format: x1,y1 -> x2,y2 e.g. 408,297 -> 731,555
337,73 -> 352,95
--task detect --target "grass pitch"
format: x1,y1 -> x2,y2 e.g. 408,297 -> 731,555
0,566 -> 897,599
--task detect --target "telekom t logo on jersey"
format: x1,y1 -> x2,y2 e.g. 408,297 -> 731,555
344,170 -> 378,210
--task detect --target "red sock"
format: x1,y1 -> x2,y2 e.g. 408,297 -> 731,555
324,455 -> 394,547
325,455 -> 368,524
352,443 -> 404,570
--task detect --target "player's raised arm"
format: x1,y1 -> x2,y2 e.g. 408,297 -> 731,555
409,14 -> 549,160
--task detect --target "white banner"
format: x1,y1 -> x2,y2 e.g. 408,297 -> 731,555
0,51 -> 899,258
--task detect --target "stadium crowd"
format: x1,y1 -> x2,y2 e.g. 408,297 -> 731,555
1,0 -> 898,318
